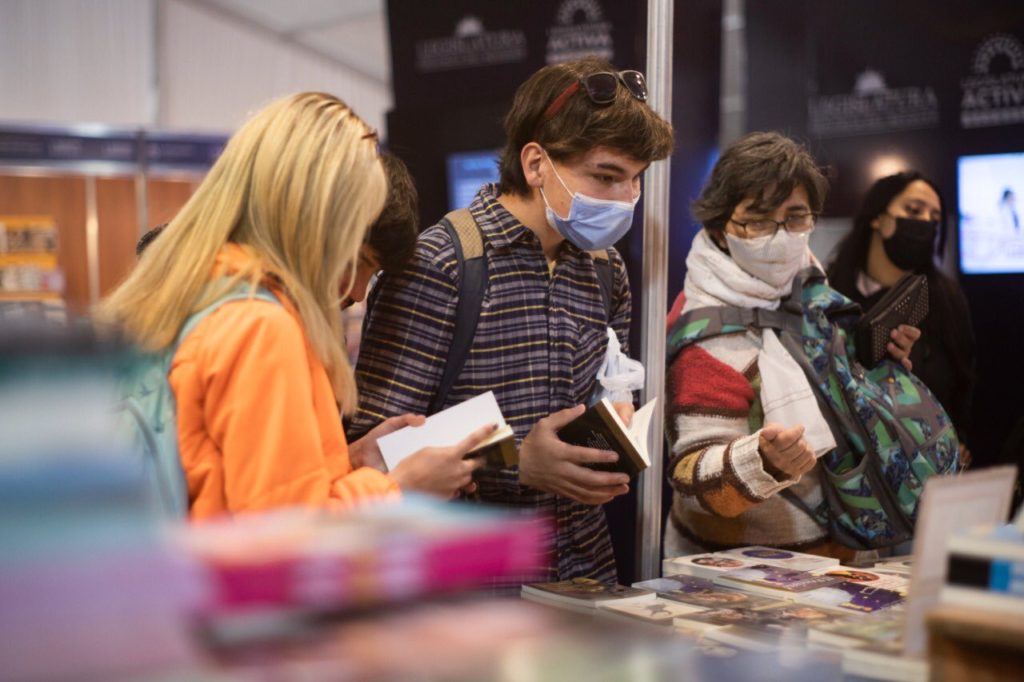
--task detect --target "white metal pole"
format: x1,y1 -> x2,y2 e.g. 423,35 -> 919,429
636,0 -> 674,580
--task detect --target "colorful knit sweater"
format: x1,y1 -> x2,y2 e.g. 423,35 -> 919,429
663,289 -> 831,556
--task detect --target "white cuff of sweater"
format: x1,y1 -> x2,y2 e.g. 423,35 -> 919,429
728,431 -> 794,500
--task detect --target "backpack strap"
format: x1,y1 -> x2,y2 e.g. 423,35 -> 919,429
666,304 -> 803,364
588,249 -> 615,322
428,209 -> 487,415
118,283 -> 280,517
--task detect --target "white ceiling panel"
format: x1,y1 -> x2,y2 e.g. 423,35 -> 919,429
300,12 -> 389,84
193,0 -> 388,85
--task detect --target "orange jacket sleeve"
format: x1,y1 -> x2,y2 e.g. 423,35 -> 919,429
170,298 -> 399,517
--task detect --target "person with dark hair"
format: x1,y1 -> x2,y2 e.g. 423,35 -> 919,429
341,151 -> 420,308
135,223 -> 167,257
664,132 -> 927,561
827,171 -> 976,458
351,57 -> 674,583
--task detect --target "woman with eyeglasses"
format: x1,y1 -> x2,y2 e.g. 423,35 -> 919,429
98,92 -> 493,518
663,132 -> 924,561
827,172 -> 976,465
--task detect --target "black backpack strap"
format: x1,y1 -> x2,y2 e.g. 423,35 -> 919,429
588,249 -> 615,322
428,208 -> 487,415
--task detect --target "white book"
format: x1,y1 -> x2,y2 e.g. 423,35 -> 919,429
939,585 -> 1024,616
662,553 -> 763,580
812,566 -> 910,596
376,391 -> 516,471
716,546 -> 840,572
596,597 -> 707,627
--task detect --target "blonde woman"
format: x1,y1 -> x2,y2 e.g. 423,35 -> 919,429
98,92 -> 492,518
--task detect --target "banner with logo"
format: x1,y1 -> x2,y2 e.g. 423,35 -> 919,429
387,0 -> 643,110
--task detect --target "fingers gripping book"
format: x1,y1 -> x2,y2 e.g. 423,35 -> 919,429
376,392 -> 517,471
556,397 -> 658,477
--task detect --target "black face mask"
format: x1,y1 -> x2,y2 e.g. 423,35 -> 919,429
882,216 -> 938,272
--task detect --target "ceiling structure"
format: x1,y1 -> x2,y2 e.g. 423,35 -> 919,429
189,0 -> 390,86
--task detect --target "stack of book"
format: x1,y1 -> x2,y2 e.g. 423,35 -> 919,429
525,546 -> 908,660
662,545 -> 839,579
178,496 -> 549,618
520,578 -> 655,615
0,327 -> 207,681
713,564 -> 905,615
941,522 -> 1024,616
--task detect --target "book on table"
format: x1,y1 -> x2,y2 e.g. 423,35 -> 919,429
676,602 -> 838,630
520,578 -> 655,615
712,564 -> 843,597
872,556 -> 914,576
596,597 -> 706,628
790,580 -> 905,614
661,553 -> 764,580
806,613 -> 905,651
556,397 -> 657,477
376,391 -> 517,471
634,574 -> 785,610
812,565 -> 910,596
715,546 -> 840,572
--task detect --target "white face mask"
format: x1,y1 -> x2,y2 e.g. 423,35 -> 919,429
725,229 -> 810,287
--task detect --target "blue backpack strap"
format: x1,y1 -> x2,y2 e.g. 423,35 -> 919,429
428,208 -> 486,415
118,283 -> 279,517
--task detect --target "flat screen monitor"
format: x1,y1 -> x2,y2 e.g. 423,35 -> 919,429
958,151 -> 1024,274
446,150 -> 500,211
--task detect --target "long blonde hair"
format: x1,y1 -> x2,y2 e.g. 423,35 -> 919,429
97,92 -> 385,413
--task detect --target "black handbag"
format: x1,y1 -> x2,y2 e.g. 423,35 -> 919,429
855,273 -> 929,368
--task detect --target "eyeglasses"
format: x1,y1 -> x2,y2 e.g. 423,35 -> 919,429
729,212 -> 819,238
542,70 -> 649,122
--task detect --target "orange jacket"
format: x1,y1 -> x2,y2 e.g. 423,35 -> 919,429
169,246 -> 399,519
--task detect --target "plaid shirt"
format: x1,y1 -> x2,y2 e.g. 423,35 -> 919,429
350,183 -> 632,583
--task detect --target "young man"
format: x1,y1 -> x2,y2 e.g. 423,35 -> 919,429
350,58 -> 674,583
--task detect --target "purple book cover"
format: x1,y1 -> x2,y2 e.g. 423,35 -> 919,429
717,564 -> 842,592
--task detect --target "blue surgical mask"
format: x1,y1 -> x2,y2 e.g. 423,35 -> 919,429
540,150 -> 639,251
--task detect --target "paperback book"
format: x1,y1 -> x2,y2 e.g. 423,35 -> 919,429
634,574 -> 784,610
376,391 -> 517,470
873,556 -> 914,576
596,597 -> 707,627
661,554 -> 762,580
807,613 -> 905,650
716,546 -> 840,572
557,398 -> 657,477
673,602 -> 837,632
713,564 -> 843,597
792,581 -> 905,614
812,566 -> 910,596
520,578 -> 655,615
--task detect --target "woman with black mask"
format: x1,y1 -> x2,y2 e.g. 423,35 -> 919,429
828,171 -> 976,463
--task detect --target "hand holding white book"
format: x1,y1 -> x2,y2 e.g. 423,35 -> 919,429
376,392 -> 516,472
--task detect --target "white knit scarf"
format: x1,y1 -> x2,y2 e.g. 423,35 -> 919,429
682,229 -> 835,457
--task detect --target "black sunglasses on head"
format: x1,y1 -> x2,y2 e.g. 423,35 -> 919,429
542,70 -> 649,122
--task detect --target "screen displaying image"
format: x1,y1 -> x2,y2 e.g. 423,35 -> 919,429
447,150 -> 500,211
958,151 -> 1024,274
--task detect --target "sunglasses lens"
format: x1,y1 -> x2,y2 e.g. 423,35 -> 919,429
584,73 -> 619,103
619,71 -> 648,102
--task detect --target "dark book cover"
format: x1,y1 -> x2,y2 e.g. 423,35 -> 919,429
467,425 -> 518,469
521,578 -> 654,605
556,399 -> 650,477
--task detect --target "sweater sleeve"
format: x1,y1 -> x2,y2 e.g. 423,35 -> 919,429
170,299 -> 398,516
665,333 -> 794,518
